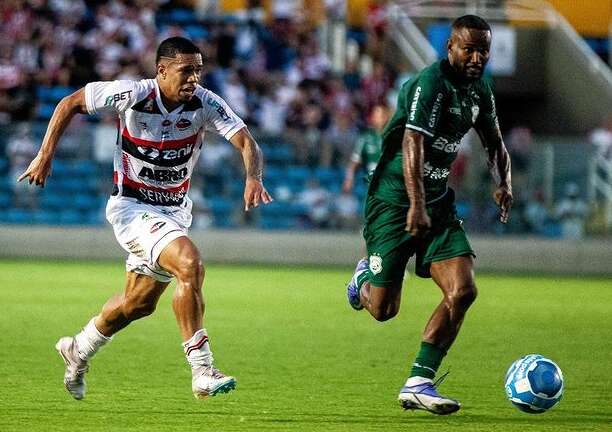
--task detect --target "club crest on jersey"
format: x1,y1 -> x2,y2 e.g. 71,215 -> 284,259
176,119 -> 191,129
369,254 -> 383,275
150,221 -> 166,233
471,105 -> 480,123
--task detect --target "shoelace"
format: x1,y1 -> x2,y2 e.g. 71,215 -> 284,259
432,370 -> 450,389
195,366 -> 226,380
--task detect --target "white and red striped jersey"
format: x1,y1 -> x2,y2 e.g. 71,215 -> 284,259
85,79 -> 245,208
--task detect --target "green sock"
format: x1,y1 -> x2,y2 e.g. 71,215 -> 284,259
409,341 -> 446,379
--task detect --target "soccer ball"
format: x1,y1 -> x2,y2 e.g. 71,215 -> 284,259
504,354 -> 564,414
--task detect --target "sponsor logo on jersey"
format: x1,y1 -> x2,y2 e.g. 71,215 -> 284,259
104,90 -> 132,107
138,188 -> 186,205
150,221 -> 167,233
176,118 -> 192,129
137,147 -> 160,159
449,107 -> 461,115
424,161 -> 450,180
138,167 -> 188,182
126,238 -> 145,258
432,137 -> 461,153
207,98 -> 231,121
429,92 -> 444,128
136,145 -> 193,162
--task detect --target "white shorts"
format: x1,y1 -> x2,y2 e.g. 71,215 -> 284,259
106,196 -> 192,282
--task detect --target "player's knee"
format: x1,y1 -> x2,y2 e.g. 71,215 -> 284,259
450,283 -> 477,309
174,255 -> 204,284
371,304 -> 399,322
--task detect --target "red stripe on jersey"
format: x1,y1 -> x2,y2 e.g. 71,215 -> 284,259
122,128 -> 198,150
120,175 -> 190,193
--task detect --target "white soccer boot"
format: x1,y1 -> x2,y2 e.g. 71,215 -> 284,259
191,366 -> 236,399
55,337 -> 89,400
398,375 -> 461,415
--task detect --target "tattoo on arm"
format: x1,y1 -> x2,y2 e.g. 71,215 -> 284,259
243,138 -> 264,181
402,130 -> 426,208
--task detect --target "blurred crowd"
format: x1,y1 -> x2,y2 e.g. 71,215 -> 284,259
0,0 -> 607,236
0,0 -> 398,230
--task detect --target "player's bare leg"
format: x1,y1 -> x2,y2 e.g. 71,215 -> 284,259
359,281 -> 402,322
56,273 -> 169,400
158,236 -> 236,399
97,273 -> 170,335
425,255 -> 477,350
399,255 -> 477,414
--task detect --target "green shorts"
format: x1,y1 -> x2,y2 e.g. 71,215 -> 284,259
363,188 -> 474,285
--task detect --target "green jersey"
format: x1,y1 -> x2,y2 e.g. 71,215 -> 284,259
370,59 -> 499,206
351,128 -> 382,175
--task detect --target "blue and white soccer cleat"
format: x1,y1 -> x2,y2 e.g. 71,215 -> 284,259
346,257 -> 368,310
55,336 -> 89,400
398,376 -> 461,415
192,366 -> 236,399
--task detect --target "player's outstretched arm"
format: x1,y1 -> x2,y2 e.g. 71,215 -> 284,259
342,160 -> 361,193
475,125 -> 513,223
229,127 -> 274,211
18,88 -> 88,187
403,129 -> 431,237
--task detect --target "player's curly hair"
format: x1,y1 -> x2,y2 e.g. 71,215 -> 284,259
156,37 -> 201,64
452,15 -> 491,32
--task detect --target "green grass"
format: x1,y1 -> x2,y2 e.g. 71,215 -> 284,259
0,259 -> 610,431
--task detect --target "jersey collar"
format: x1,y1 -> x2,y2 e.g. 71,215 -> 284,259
153,79 -> 184,116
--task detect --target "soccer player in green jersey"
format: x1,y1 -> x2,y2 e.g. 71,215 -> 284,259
342,104 -> 391,193
346,15 -> 513,414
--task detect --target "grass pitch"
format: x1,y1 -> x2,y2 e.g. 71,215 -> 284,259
0,259 -> 610,431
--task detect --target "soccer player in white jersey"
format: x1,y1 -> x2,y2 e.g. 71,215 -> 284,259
19,37 -> 273,400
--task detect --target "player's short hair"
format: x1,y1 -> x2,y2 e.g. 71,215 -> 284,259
452,15 -> 491,33
156,37 -> 201,64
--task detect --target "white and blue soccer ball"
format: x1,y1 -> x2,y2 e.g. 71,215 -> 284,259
505,354 -> 564,414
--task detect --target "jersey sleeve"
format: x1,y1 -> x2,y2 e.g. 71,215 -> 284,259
474,79 -> 500,133
84,80 -> 139,115
202,91 -> 246,140
403,74 -> 447,138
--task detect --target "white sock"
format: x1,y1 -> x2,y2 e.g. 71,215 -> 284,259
183,329 -> 214,369
405,376 -> 433,387
74,316 -> 112,361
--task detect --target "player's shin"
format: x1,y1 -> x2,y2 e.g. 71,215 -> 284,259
183,328 -> 213,368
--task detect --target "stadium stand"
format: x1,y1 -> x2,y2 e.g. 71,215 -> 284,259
0,0 -> 610,237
